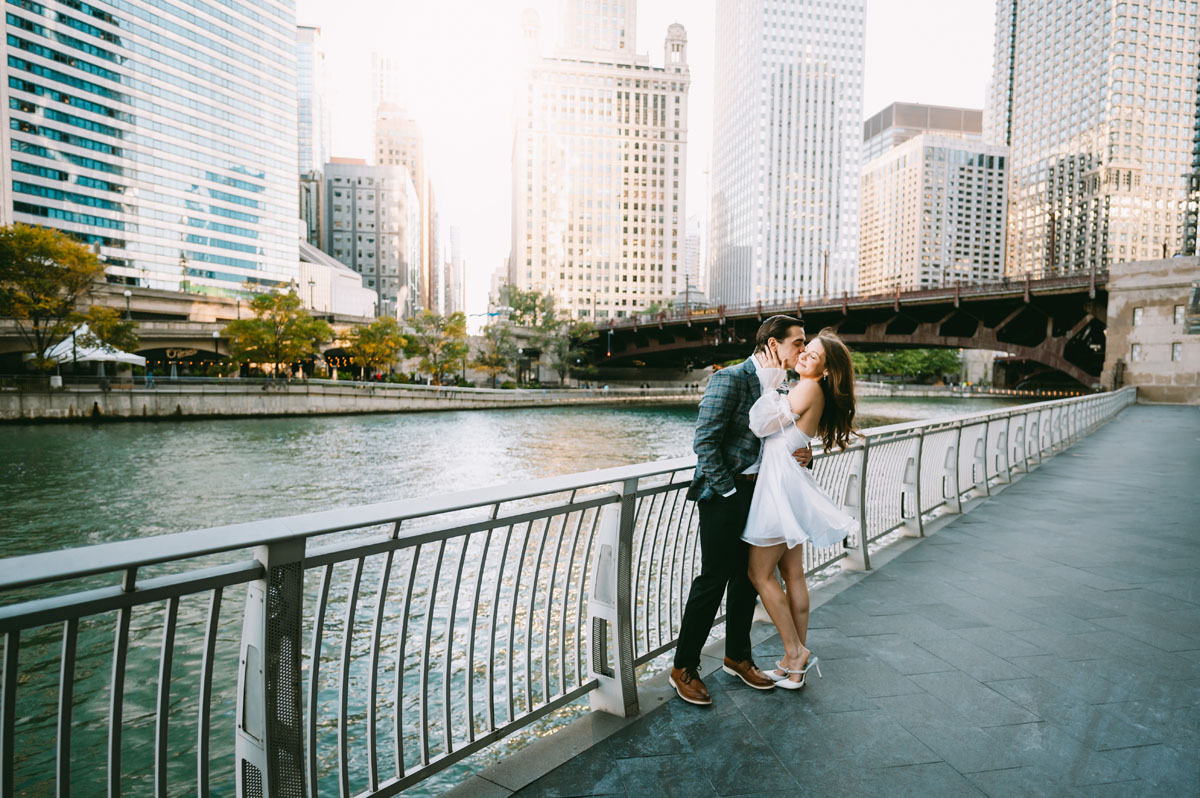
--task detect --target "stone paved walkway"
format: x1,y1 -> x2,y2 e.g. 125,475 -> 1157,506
508,404 -> 1200,797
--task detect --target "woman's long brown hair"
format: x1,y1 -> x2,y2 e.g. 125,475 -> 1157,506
815,329 -> 859,451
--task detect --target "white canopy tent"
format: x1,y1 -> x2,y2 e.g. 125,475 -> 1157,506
27,324 -> 146,375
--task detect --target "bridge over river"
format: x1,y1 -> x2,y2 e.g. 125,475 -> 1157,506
1,388 -> 1197,798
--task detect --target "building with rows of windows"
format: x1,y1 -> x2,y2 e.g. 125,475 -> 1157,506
987,0 -> 1200,276
708,0 -> 865,307
323,158 -> 419,319
2,0 -> 300,295
508,0 -> 690,320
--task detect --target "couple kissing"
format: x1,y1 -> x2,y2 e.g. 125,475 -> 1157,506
672,315 -> 858,704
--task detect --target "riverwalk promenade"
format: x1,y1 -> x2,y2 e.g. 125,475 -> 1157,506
466,404 -> 1200,797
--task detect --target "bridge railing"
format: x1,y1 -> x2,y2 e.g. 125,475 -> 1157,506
605,270 -> 1107,330
0,387 -> 1136,796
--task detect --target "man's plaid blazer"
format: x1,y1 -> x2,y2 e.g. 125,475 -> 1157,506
687,357 -> 763,502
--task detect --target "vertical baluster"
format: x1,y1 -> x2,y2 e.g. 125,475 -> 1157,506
154,597 -> 179,798
485,531 -> 511,731
367,542 -> 396,793
465,522 -> 497,742
338,558 -> 364,798
673,502 -> 698,639
306,567 -> 331,798
109,601 -> 132,798
56,619 -> 78,798
443,536 -> 469,756
1,631 -> 16,798
558,510 -> 586,697
575,509 -> 602,686
523,518 -> 550,713
505,524 -> 532,722
394,545 -> 421,778
196,587 -> 221,798
419,540 -> 446,765
543,512 -> 571,703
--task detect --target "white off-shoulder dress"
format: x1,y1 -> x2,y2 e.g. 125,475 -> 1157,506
740,367 -> 857,550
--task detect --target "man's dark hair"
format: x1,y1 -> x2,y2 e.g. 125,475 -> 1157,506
754,314 -> 804,352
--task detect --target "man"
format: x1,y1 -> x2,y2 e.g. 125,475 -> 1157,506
671,315 -> 811,705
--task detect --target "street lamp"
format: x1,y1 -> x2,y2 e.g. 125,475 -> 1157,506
212,330 -> 220,366
308,277 -> 316,309
123,289 -> 132,320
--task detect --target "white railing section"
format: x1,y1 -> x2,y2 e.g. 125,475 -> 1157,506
0,387 -> 1137,796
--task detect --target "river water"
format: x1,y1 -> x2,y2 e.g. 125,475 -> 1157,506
0,396 -> 1024,795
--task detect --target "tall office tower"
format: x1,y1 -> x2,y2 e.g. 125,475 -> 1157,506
2,0 -> 300,293
1186,58 -> 1200,256
684,214 -> 702,289
445,225 -> 465,315
859,132 -> 1009,295
509,3 -> 690,320
988,0 -> 1200,275
297,26 -> 330,174
297,25 -> 330,250
323,158 -> 420,318
708,0 -> 865,307
862,103 -> 983,163
375,105 -> 433,312
369,53 -> 405,121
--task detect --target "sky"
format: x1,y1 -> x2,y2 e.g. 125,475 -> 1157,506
295,0 -> 997,317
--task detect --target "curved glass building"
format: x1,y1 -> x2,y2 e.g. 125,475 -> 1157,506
2,0 -> 299,294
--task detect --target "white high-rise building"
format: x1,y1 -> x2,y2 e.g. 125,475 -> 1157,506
297,26 -> 330,174
684,214 -> 703,289
987,0 -> 1200,275
862,102 -> 983,164
708,0 -> 865,307
323,158 -> 420,318
510,2 -> 690,320
859,134 -> 1009,296
375,105 -> 433,310
3,0 -> 299,293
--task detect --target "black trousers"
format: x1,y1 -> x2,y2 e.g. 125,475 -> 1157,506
673,484 -> 757,669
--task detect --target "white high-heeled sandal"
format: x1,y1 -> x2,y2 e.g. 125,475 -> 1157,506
772,656 -> 821,690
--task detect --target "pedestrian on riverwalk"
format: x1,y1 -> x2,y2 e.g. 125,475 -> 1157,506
672,314 -> 813,706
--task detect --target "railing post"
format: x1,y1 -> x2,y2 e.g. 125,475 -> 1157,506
900,433 -> 923,537
969,423 -> 989,498
1027,415 -> 1040,467
994,419 -> 1011,484
587,479 -> 638,717
840,441 -> 871,570
943,425 -> 962,514
236,538 -> 307,798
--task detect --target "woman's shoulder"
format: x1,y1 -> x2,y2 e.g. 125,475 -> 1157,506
787,378 -> 822,408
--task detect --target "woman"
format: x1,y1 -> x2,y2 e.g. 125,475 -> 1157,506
742,328 -> 859,689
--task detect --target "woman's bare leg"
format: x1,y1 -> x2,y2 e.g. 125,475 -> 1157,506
779,545 -> 811,650
747,544 -> 810,683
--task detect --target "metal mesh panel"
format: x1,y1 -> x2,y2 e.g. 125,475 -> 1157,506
265,562 -> 306,797
242,760 -> 264,798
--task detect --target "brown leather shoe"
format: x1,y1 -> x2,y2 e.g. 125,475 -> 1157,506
669,666 -> 713,705
722,657 -> 775,690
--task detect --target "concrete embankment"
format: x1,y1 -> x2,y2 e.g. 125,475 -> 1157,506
0,381 -> 702,422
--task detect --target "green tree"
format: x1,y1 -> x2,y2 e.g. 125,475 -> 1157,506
405,310 -> 469,384
222,290 -> 333,375
851,349 -> 961,381
498,284 -> 557,328
78,305 -> 140,353
540,319 -> 595,386
472,322 -> 519,388
344,317 -> 406,379
0,224 -> 107,370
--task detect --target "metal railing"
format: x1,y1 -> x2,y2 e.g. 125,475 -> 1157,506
0,387 -> 1136,796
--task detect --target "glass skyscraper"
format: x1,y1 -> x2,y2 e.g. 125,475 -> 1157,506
2,0 -> 299,294
708,0 -> 865,307
987,0 -> 1200,275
